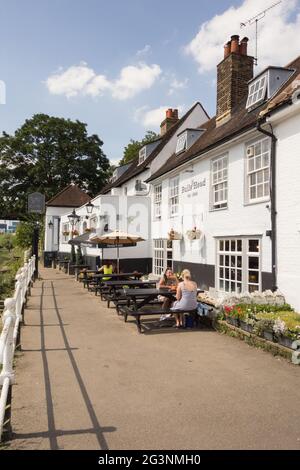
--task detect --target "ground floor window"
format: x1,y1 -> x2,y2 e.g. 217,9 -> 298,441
217,237 -> 261,293
153,239 -> 173,276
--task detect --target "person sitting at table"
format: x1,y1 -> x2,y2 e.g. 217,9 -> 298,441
158,268 -> 178,315
97,260 -> 114,280
171,269 -> 198,328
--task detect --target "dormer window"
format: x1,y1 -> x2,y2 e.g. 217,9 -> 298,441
246,74 -> 267,109
176,133 -> 187,154
111,169 -> 118,183
176,128 -> 205,155
246,67 -> 294,111
138,146 -> 146,165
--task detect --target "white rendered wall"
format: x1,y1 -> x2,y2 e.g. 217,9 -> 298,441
58,195 -> 151,261
274,111 -> 300,311
152,130 -> 272,283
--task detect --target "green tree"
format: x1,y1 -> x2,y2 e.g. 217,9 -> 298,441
15,221 -> 36,248
0,114 -> 112,218
119,130 -> 160,165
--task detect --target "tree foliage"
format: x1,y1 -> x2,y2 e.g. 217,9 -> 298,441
0,114 -> 112,218
15,221 -> 36,248
119,130 -> 160,165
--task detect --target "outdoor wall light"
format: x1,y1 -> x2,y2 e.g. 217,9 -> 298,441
48,220 -> 54,229
104,223 -> 109,232
86,201 -> 94,214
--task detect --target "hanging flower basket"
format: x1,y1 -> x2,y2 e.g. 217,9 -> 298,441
168,229 -> 182,240
84,228 -> 92,233
186,227 -> 202,240
72,230 -> 79,236
62,231 -> 70,236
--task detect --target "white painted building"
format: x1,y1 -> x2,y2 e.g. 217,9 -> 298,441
58,193 -> 151,272
147,36 -> 300,311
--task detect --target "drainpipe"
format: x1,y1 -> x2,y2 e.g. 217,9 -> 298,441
256,120 -> 277,291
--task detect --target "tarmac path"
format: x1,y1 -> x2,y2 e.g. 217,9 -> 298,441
6,267 -> 300,450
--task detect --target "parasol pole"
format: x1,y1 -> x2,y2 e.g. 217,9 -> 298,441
117,236 -> 120,273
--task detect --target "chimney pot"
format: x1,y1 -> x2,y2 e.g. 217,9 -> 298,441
239,37 -> 249,56
166,108 -> 173,118
231,35 -> 240,53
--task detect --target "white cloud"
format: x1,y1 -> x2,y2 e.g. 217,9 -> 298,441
185,0 -> 300,73
45,62 -> 161,100
112,63 -> 161,100
168,77 -> 189,96
46,62 -> 96,98
135,105 -> 185,128
136,45 -> 152,57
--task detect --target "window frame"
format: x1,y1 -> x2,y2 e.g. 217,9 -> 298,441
154,184 -> 162,219
246,137 -> 270,204
138,146 -> 147,165
168,176 -> 179,218
210,154 -> 228,210
216,237 -> 261,293
176,132 -> 187,154
246,74 -> 267,109
153,239 -> 173,276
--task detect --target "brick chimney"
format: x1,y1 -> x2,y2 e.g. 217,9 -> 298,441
160,108 -> 179,136
216,35 -> 254,127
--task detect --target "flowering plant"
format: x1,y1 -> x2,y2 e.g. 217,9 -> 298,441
72,230 -> 79,236
273,318 -> 286,335
62,231 -> 69,236
84,228 -> 91,232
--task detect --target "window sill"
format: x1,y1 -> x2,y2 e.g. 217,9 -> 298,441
244,197 -> 270,207
209,206 -> 228,213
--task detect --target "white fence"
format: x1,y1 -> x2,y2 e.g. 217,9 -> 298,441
0,254 -> 35,442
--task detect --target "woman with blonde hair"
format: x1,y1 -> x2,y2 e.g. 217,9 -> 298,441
171,269 -> 198,328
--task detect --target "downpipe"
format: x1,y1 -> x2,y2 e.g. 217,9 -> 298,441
256,120 -> 277,291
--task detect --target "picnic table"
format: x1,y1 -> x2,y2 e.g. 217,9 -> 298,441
122,287 -> 203,333
102,280 -> 157,307
58,260 -> 70,273
71,264 -> 90,280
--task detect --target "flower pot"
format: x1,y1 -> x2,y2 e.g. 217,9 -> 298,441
277,335 -> 294,349
263,330 -> 274,342
239,320 -> 253,333
226,316 -> 239,327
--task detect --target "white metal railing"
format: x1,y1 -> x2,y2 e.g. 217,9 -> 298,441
0,254 -> 35,441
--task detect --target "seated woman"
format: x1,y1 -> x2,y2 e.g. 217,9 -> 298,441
97,260 -> 114,280
158,268 -> 178,313
171,269 -> 198,328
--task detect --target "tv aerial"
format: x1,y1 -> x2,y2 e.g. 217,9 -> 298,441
240,0 -> 282,66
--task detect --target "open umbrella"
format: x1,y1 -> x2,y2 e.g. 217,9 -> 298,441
89,230 -> 145,272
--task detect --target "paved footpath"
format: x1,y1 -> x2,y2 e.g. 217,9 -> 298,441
6,268 -> 300,450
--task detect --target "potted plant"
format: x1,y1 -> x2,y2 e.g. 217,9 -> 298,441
72,229 -> 79,236
168,229 -> 182,240
186,227 -> 202,240
223,305 -> 240,327
253,318 -> 275,341
239,309 -> 256,333
84,228 -> 91,233
62,230 -> 70,236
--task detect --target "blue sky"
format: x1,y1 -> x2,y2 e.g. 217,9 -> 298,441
0,0 -> 299,164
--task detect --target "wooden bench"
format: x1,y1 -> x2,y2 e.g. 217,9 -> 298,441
120,306 -> 198,334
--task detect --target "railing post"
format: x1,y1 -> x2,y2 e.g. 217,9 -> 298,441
0,298 -> 16,442
14,275 -> 23,351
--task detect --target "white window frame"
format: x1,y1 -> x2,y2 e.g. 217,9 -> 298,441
138,146 -> 146,165
154,184 -> 162,219
211,155 -> 228,210
246,74 -> 267,109
246,137 -> 270,203
169,176 -> 179,217
216,237 -> 261,293
153,239 -> 173,276
176,132 -> 187,154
